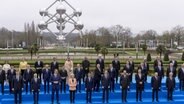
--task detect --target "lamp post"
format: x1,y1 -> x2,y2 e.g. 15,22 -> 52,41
38,0 -> 83,57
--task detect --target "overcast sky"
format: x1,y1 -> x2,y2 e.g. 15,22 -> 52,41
0,0 -> 184,34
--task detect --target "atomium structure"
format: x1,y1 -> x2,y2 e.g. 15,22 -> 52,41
38,0 -> 84,41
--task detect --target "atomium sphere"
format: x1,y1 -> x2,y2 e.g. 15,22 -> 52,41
74,21 -> 84,30
39,8 -> 48,16
56,16 -> 65,23
57,35 -> 66,41
74,8 -> 82,17
56,4 -> 66,15
56,24 -> 65,30
38,21 -> 48,30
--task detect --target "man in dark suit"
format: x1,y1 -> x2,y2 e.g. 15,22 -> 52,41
85,72 -> 94,103
124,61 -> 133,82
135,69 -> 144,102
0,65 -> 5,95
153,57 -> 163,68
112,56 -> 121,83
51,70 -> 61,104
82,57 -> 90,81
151,72 -> 160,102
120,70 -> 130,102
96,55 -> 104,73
50,57 -> 59,74
178,64 -> 184,90
143,59 -> 149,82
128,57 -> 134,82
34,56 -> 43,82
7,65 -> 16,94
167,63 -> 176,78
31,73 -> 40,104
154,62 -> 164,87
12,71 -> 24,104
102,71 -> 110,103
108,64 -> 116,92
170,58 -> 178,69
166,72 -> 175,101
59,67 -> 67,93
94,64 -> 102,92
42,64 -> 51,94
23,65 -> 33,94
74,64 -> 83,93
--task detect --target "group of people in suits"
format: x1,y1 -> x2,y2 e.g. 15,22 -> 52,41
0,55 -> 183,104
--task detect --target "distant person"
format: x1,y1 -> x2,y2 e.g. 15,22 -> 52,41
68,74 -> 77,104
108,64 -> 116,92
12,71 -> 24,104
59,67 -> 67,93
42,64 -> 51,94
151,72 -> 160,102
85,72 -> 94,103
34,56 -> 44,81
169,58 -> 178,68
128,57 -> 135,82
19,57 -> 28,76
143,59 -> 149,82
96,55 -> 104,73
120,70 -> 130,102
23,65 -> 33,94
51,70 -> 61,104
50,57 -> 59,74
101,71 -> 110,103
64,57 -> 74,75
154,62 -> 164,88
31,73 -> 40,104
94,64 -> 102,92
135,69 -> 144,102
112,56 -> 121,83
3,60 -> 11,85
166,72 -> 175,101
123,61 -> 133,83
178,64 -> 184,90
82,57 -> 90,81
153,57 -> 163,68
166,63 -> 176,78
0,65 -> 5,95
74,64 -> 83,93
7,65 -> 16,94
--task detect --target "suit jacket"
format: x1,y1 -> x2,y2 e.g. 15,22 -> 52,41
50,61 -> 59,73
7,69 -> 16,81
34,61 -> 44,69
12,76 -> 24,91
129,61 -> 135,71
23,69 -> 33,81
74,68 -> 83,80
120,75 -> 130,89
68,78 -> 77,91
151,76 -> 160,89
178,68 -> 184,80
166,77 -> 175,90
101,76 -> 110,88
166,67 -> 176,77
31,78 -> 41,91
169,60 -> 178,68
154,66 -> 164,78
108,68 -> 116,79
50,74 -> 61,85
82,59 -> 90,73
123,65 -> 133,74
96,59 -> 104,71
135,74 -> 145,88
94,68 -> 102,80
85,77 -> 94,90
144,62 -> 149,73
0,70 -> 5,82
112,60 -> 120,72
154,60 -> 163,68
59,69 -> 68,80
42,69 -> 51,81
